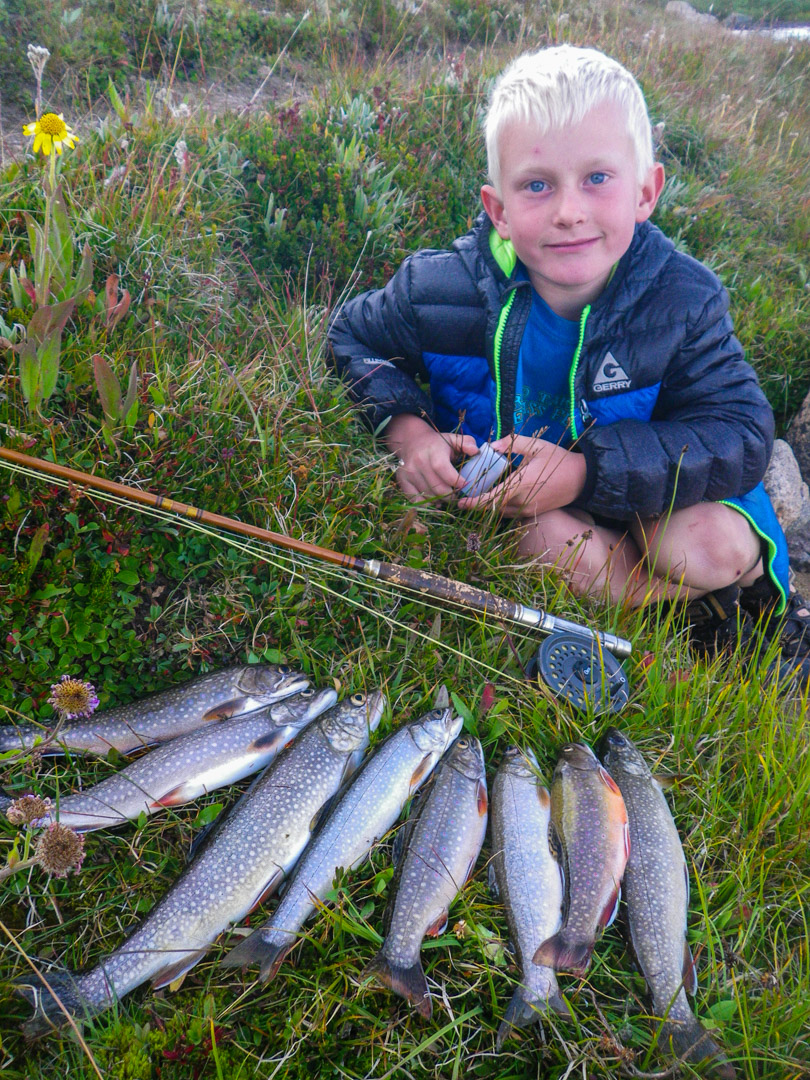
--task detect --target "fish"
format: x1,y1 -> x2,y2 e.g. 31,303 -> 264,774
17,690 -> 385,1036
597,728 -> 736,1078
222,705 -> 463,982
28,687 -> 338,832
365,734 -> 488,1018
489,746 -> 569,1046
0,664 -> 309,757
533,742 -> 629,976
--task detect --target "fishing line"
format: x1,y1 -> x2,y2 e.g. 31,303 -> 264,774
0,456 -> 532,688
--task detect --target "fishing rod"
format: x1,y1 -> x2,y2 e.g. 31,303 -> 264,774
0,447 -> 632,712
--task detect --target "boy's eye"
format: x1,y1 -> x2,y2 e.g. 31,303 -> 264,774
527,180 -> 547,193
589,172 -> 608,185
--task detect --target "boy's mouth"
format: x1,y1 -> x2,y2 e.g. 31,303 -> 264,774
546,237 -> 599,251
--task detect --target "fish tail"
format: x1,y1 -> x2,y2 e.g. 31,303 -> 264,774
220,928 -> 293,984
532,930 -> 594,975
496,983 -> 571,1048
364,950 -> 431,1018
17,971 -> 95,1038
661,1019 -> 737,1078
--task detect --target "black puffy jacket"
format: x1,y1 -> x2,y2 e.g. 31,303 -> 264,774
327,214 -> 774,523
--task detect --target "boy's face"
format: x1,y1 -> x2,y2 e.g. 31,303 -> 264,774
481,100 -> 665,319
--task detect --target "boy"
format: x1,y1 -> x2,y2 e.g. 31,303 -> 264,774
327,45 -> 810,672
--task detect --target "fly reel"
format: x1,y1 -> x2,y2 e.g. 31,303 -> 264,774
527,631 -> 630,714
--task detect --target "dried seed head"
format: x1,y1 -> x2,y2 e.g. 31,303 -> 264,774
34,823 -> 85,878
26,44 -> 51,77
466,532 -> 481,554
6,794 -> 53,826
47,674 -> 99,720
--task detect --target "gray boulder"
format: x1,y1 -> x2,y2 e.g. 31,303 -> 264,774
763,439 -> 810,572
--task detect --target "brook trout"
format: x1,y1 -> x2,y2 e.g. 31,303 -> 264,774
533,742 -> 629,975
598,728 -> 736,1078
365,735 -> 488,1018
490,746 -> 569,1046
29,687 -> 337,832
18,690 -> 384,1036
222,706 -> 463,982
0,664 -> 309,756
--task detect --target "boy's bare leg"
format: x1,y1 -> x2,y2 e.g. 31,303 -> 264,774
517,503 -> 763,608
631,502 -> 763,597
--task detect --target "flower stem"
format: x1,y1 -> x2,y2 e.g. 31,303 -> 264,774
0,856 -> 37,884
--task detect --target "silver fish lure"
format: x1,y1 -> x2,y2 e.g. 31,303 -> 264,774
222,706 -> 463,982
598,729 -> 736,1078
365,735 -> 488,1018
0,664 -> 309,756
29,687 -> 337,832
18,690 -> 384,1036
490,746 -> 569,1046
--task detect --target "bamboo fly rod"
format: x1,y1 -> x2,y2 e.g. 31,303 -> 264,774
0,446 -> 632,659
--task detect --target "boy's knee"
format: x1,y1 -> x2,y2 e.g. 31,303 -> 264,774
517,509 -> 597,559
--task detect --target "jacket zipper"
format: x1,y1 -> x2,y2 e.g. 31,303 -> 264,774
568,304 -> 591,441
492,289 -> 517,439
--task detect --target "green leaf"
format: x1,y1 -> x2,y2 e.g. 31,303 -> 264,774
708,999 -> 737,1023
193,802 -> 224,827
116,570 -> 139,586
93,353 -> 123,422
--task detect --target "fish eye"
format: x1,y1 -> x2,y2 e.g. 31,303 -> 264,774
278,664 -> 291,674
300,688 -> 314,697
457,738 -> 468,749
351,693 -> 366,705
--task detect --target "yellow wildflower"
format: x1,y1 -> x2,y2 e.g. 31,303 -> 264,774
23,112 -> 78,156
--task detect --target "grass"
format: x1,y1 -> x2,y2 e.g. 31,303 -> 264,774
1,1 -> 809,1077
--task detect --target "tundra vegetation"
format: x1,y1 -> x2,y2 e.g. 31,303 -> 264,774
0,1 -> 808,1077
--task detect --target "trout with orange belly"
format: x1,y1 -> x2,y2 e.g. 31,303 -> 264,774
533,742 -> 629,975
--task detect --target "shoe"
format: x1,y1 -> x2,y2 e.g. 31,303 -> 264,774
740,579 -> 810,682
682,584 -> 754,656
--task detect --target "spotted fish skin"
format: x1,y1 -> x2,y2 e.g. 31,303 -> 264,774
29,687 -> 338,832
0,664 -> 308,757
533,742 -> 629,976
490,746 -> 569,1046
598,729 -> 736,1078
365,735 -> 488,1018
18,691 -> 385,1037
222,706 -> 463,982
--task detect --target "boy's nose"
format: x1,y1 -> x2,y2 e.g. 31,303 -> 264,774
551,186 -> 586,227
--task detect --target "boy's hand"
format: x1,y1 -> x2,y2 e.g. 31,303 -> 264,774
385,414 -> 478,501
458,434 -> 587,518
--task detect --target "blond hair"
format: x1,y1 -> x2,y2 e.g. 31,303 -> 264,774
485,45 -> 654,191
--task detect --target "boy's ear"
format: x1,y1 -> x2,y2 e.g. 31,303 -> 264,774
636,163 -> 666,223
481,184 -> 510,239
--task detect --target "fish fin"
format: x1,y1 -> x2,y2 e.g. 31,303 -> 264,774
151,948 -> 209,990
424,911 -> 449,938
532,931 -> 593,976
151,781 -> 200,808
250,729 -> 285,752
547,820 -> 564,866
220,928 -> 292,984
600,887 -> 621,930
17,971 -> 94,1038
363,951 -> 431,1018
597,764 -> 622,797
496,984 -> 571,1048
660,1018 -> 737,1078
536,786 -> 551,811
683,859 -> 691,908
248,868 -> 285,914
409,755 -> 433,793
682,940 -> 698,995
475,780 -> 488,817
622,821 -> 631,862
202,697 -> 246,722
487,863 -> 500,901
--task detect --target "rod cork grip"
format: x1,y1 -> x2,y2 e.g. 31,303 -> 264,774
372,561 -> 522,621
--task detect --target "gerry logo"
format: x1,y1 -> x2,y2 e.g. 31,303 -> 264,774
593,351 -> 631,393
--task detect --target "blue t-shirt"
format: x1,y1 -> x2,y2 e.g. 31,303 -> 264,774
514,270 -> 580,447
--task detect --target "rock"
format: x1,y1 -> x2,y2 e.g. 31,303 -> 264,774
763,439 -> 810,573
724,13 -> 754,29
763,439 -> 809,533
665,1 -> 720,25
787,387 -> 810,482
